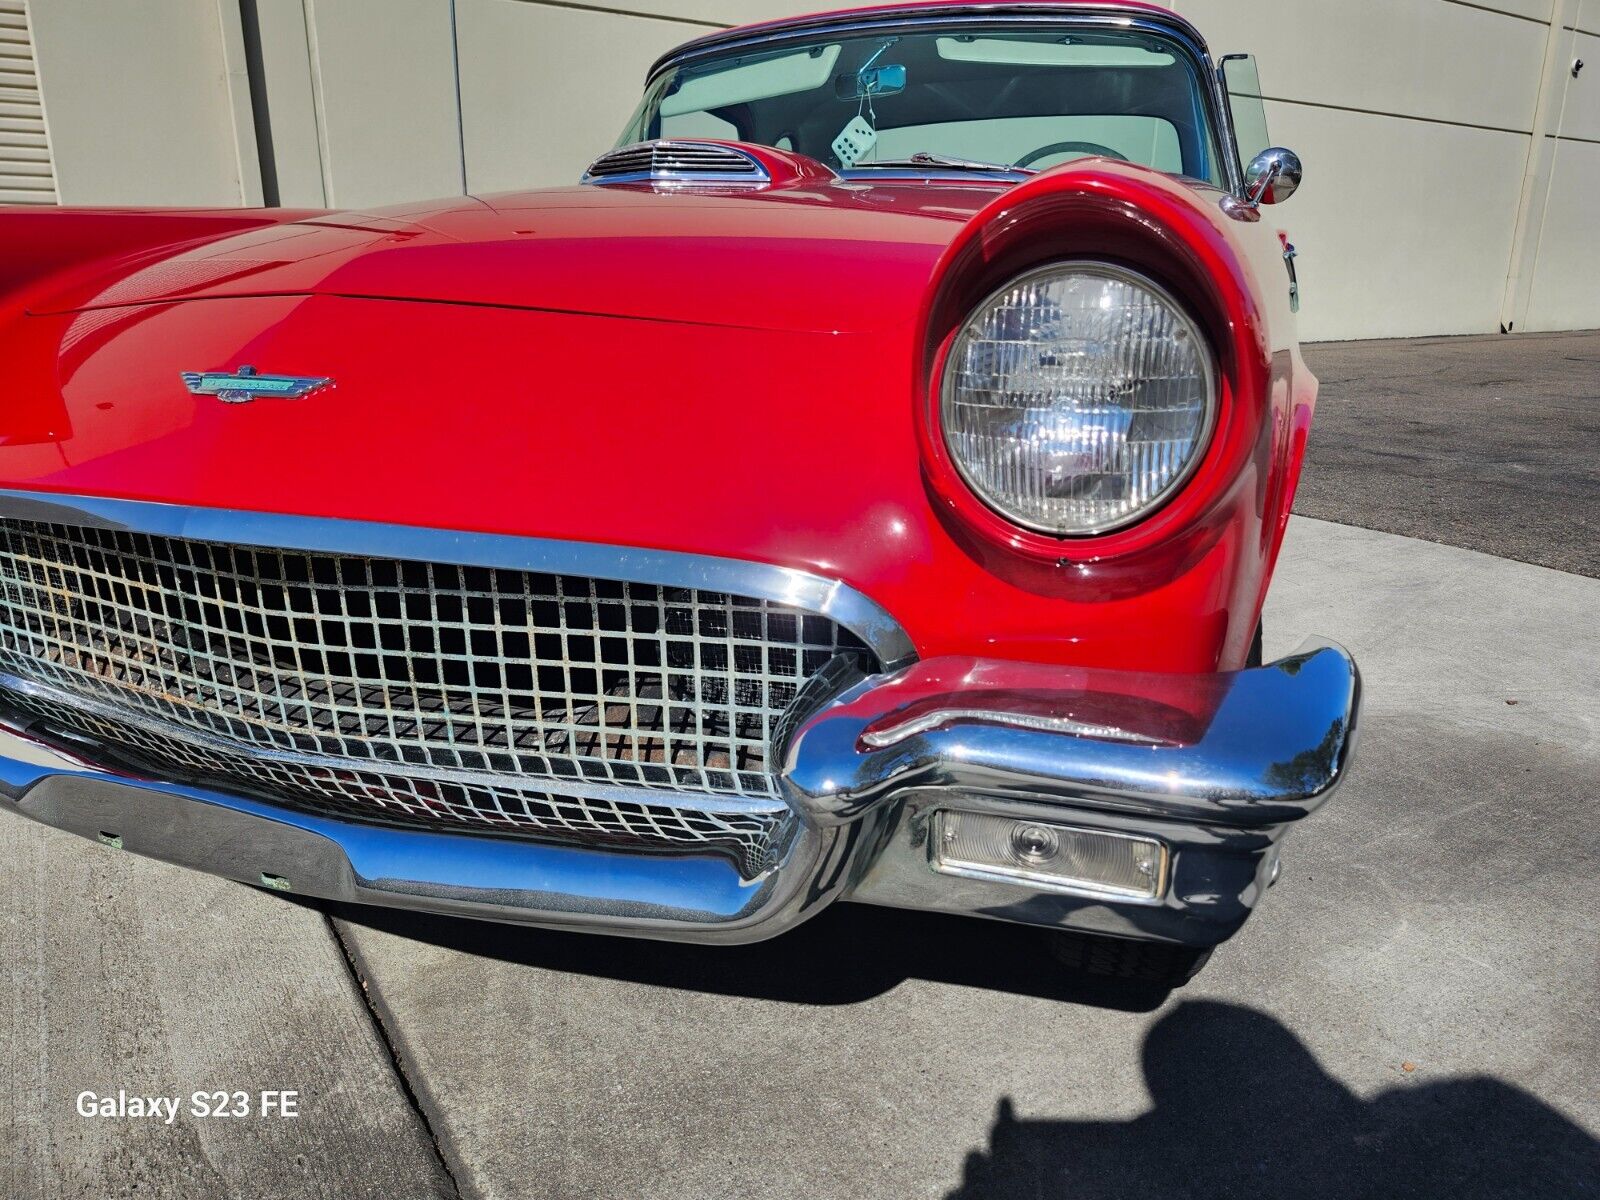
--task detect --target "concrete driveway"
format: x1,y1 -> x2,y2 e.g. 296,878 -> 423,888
4,334 -> 1598,1199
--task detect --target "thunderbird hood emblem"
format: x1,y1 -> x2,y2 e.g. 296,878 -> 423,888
181,365 -> 332,404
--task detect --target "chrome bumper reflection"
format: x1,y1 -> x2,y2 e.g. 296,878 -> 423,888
787,639 -> 1361,947
0,722 -> 845,943
0,640 -> 1359,947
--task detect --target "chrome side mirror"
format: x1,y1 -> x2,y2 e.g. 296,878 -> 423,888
1244,147 -> 1302,205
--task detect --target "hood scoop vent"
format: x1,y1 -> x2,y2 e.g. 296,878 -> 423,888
582,140 -> 770,187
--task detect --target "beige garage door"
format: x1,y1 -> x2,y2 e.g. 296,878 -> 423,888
0,0 -> 55,204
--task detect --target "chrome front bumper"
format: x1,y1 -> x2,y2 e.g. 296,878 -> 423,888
0,639 -> 1359,948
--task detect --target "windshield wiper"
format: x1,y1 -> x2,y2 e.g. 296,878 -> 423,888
854,151 -> 1036,175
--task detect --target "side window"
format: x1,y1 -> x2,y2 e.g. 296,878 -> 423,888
1221,54 -> 1272,169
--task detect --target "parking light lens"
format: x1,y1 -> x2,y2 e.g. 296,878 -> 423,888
934,809 -> 1166,900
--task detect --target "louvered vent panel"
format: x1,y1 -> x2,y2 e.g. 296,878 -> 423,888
0,0 -> 55,205
584,140 -> 768,185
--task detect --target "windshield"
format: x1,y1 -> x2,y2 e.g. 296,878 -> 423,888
620,25 -> 1224,183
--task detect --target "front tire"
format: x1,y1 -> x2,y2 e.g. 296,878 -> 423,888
1047,930 -> 1213,988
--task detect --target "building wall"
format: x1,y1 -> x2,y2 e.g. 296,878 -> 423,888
17,0 -> 1597,340
26,0 -> 259,206
1,0 -> 58,203
1518,19 -> 1600,332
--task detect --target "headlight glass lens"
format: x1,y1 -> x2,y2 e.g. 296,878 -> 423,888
940,263 -> 1216,535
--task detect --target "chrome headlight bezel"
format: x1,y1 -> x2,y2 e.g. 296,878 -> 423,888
937,261 -> 1220,537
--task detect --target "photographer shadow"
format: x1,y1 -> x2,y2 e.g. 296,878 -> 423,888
951,1000 -> 1600,1200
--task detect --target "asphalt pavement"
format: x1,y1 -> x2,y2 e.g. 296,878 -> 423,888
3,331 -> 1598,1199
1298,330 -> 1600,578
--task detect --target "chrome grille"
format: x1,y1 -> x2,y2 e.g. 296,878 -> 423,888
0,521 -> 874,874
0,690 -> 791,877
583,139 -> 769,184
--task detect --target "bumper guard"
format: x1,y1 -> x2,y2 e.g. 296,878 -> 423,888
0,640 -> 1359,947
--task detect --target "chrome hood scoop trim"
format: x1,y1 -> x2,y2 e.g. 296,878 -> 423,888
582,140 -> 772,187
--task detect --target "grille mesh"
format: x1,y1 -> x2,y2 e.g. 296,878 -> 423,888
0,690 -> 792,877
0,521 -> 873,874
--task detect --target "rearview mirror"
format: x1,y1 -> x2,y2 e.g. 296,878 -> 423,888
834,63 -> 906,101
1245,147 -> 1303,205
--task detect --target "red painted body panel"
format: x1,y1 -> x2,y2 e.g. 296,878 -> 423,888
0,63 -> 1315,679
0,206 -> 322,318
24,184 -> 996,333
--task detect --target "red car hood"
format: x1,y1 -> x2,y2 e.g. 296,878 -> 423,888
0,164 -> 1294,674
29,182 -> 999,334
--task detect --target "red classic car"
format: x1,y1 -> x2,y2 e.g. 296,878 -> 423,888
0,0 -> 1357,987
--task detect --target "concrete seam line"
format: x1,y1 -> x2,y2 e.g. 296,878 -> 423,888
1440,0 -> 1552,25
302,0 -> 334,208
1259,92 -> 1531,138
1306,329 -> 1600,348
326,913 -> 467,1199
449,0 -> 468,195
502,0 -> 726,31
1286,511 -> 1600,583
1495,0 -> 1578,331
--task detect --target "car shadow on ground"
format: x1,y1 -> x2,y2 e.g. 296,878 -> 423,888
320,898 -> 1172,1012
949,1000 -> 1600,1200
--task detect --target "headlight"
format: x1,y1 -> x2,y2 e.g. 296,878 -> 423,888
939,262 -> 1216,536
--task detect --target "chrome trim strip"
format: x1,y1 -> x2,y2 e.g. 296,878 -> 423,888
652,4 -> 1216,73
860,706 -> 1166,749
782,640 -> 1362,828
1213,53 -> 1250,191
0,489 -> 917,669
0,718 -> 846,943
645,6 -> 1244,196
834,169 -> 1019,184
